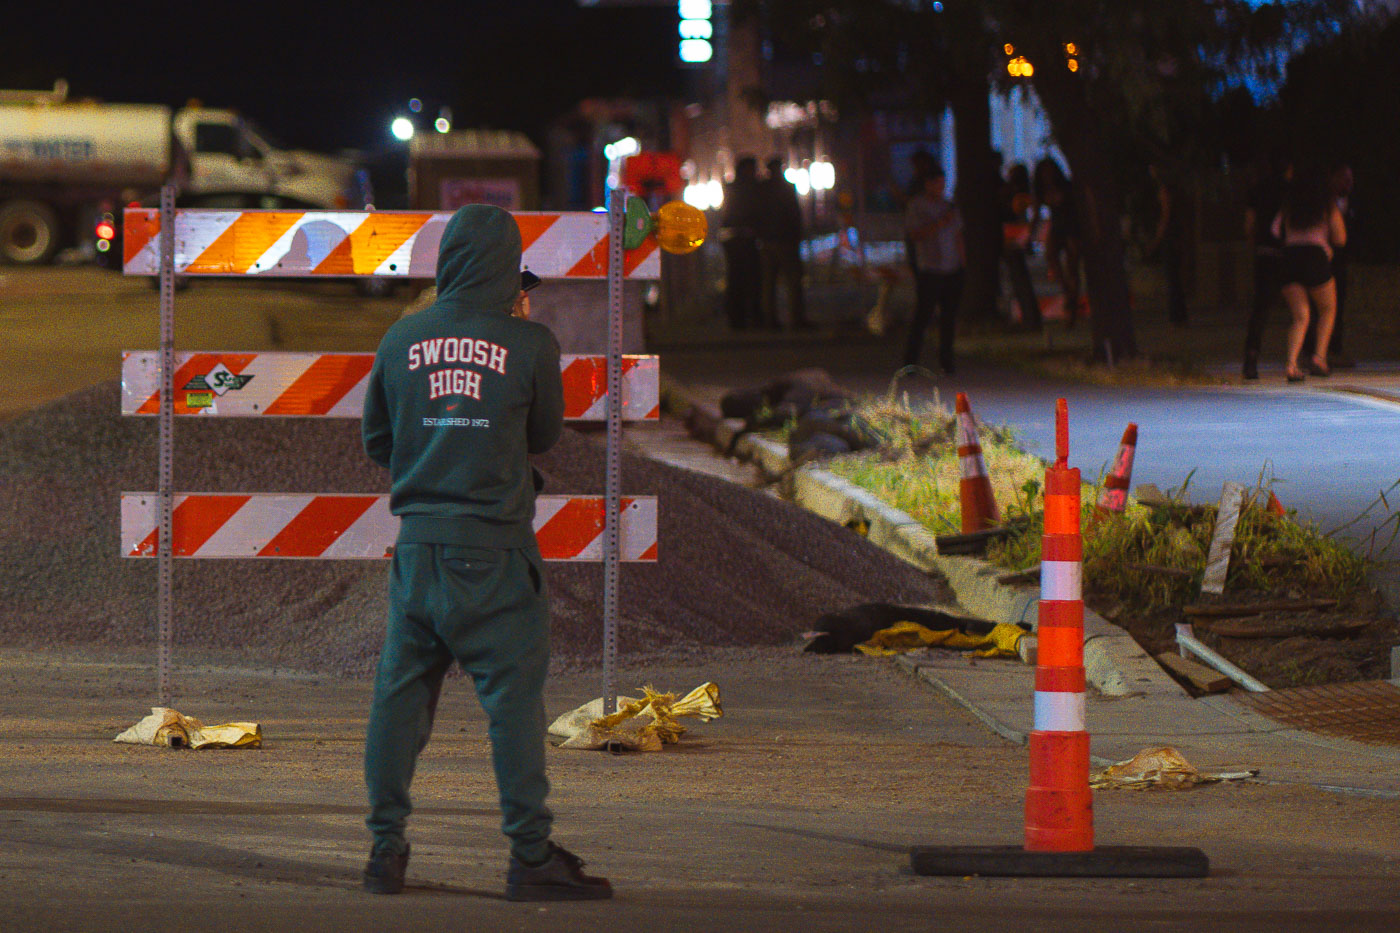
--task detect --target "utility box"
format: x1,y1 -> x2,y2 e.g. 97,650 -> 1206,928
409,130 -> 541,211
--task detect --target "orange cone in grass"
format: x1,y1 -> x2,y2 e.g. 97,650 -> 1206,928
1095,423 -> 1138,516
955,392 -> 1001,532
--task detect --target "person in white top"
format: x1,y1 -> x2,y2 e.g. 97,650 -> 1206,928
1271,168 -> 1347,382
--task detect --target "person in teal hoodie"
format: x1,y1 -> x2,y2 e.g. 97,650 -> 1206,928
360,204 -> 611,901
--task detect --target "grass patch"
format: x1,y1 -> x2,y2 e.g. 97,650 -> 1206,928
818,394 -> 1045,536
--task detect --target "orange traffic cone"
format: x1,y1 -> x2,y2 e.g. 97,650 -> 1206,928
955,392 -> 1001,532
1095,423 -> 1138,516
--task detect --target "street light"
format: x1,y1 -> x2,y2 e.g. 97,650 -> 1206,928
390,116 -> 415,141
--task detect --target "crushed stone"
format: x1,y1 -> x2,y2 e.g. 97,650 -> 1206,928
0,382 -> 952,677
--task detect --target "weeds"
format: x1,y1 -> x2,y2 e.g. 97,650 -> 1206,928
818,393 -> 1376,614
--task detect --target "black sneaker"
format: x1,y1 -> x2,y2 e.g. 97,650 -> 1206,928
363,842 -> 409,895
506,842 -> 612,902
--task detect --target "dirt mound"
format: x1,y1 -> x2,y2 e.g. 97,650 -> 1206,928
0,382 -> 949,677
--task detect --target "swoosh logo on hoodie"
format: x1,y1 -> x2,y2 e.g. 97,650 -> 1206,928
445,403 -> 458,411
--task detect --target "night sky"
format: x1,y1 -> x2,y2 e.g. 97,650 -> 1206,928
6,1 -> 683,153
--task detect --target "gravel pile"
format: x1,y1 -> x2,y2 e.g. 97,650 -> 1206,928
0,382 -> 950,677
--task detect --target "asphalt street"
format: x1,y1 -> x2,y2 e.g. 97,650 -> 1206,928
663,342 -> 1400,601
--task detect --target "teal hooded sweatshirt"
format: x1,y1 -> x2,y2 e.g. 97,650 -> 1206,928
362,204 -> 565,547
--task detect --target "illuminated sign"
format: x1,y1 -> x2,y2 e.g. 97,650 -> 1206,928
678,0 -> 712,65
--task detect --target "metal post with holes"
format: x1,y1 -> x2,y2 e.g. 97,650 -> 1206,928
602,189 -> 626,714
157,184 -> 177,706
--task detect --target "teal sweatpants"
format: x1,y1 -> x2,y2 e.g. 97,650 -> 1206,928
365,543 -> 553,864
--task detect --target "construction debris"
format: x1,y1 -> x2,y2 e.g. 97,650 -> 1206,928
1154,652 -> 1233,694
855,621 -> 1025,658
1183,599 -> 1338,619
548,683 -> 721,752
114,708 -> 261,749
1205,618 -> 1369,640
1091,747 -> 1257,790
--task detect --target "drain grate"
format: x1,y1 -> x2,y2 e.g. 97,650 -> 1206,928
1236,681 -> 1400,746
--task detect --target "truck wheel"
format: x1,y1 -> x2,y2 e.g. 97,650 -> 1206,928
0,200 -> 61,265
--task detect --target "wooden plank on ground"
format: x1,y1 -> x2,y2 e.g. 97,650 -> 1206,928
1183,598 -> 1338,619
1155,651 -> 1234,693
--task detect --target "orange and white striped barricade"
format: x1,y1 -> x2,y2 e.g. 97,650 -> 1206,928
1094,423 -> 1138,516
121,191 -> 699,708
120,351 -> 660,421
122,208 -> 662,280
121,494 -> 657,562
910,400 -> 1208,878
955,392 -> 1001,532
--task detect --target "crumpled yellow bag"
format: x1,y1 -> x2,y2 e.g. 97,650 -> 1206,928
114,707 -> 262,750
856,621 -> 1025,658
548,683 -> 721,752
1091,746 -> 1257,790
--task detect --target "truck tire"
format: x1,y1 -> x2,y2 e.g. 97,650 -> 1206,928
0,200 -> 61,265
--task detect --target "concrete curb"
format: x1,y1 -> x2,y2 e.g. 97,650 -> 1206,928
660,375 -> 1180,700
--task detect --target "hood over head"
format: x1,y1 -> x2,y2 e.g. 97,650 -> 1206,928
434,204 -> 522,312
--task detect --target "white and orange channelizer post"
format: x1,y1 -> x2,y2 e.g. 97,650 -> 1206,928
1026,397 -> 1093,852
955,392 -> 1001,533
1094,423 -> 1137,516
909,398 -> 1206,876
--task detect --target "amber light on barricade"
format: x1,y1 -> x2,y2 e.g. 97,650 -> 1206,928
908,398 -> 1209,879
653,200 -> 707,255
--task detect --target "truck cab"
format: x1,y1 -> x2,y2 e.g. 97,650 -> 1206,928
175,108 -> 358,210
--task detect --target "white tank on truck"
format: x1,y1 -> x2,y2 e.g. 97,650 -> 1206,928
0,80 -> 363,264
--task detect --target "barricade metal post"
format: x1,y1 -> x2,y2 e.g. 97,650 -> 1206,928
156,183 -> 176,706
603,189 -> 625,715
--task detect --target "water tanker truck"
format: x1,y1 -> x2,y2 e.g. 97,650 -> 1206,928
0,80 -> 363,264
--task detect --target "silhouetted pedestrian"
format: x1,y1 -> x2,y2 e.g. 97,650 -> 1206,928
904,166 -> 964,373
1242,156 -> 1291,380
1033,159 -> 1083,328
757,157 -> 811,330
1304,162 -> 1355,368
721,156 -> 763,330
1274,166 -> 1347,382
1147,164 -> 1189,327
1000,161 -> 1040,330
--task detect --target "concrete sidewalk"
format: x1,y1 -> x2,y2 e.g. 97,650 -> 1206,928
647,373 -> 1400,800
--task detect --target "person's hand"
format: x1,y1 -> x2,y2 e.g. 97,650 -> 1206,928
512,292 -> 531,320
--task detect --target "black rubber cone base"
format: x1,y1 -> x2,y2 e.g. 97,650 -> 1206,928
910,845 -> 1209,878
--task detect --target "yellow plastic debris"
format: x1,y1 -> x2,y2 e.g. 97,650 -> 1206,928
855,621 -> 1025,658
548,683 -> 722,752
1091,746 -> 1257,790
114,708 -> 262,750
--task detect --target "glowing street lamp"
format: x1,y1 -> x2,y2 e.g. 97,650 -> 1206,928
390,116 -> 415,141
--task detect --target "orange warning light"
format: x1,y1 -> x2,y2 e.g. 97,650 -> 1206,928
654,201 -> 707,255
